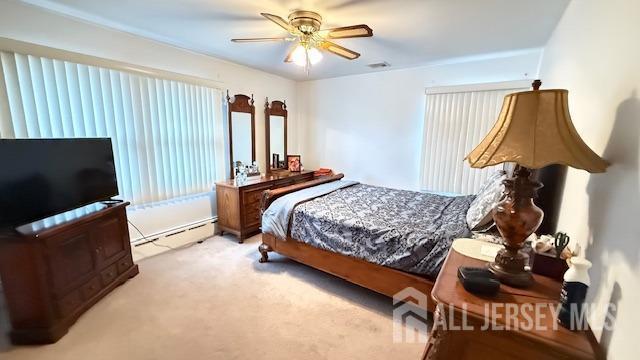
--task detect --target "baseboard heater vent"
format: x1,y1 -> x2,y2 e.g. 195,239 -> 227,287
165,229 -> 186,238
189,223 -> 208,231
132,218 -> 217,247
133,237 -> 160,245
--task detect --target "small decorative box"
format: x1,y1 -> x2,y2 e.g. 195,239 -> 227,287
531,252 -> 569,281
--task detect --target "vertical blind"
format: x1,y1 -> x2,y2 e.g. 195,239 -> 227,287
419,84 -> 528,195
0,50 -> 225,206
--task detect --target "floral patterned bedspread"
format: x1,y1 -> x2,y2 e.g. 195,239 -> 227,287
289,184 -> 475,279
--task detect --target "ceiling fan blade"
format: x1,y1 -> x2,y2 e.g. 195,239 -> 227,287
325,24 -> 373,39
320,41 -> 360,60
261,13 -> 296,33
231,37 -> 295,43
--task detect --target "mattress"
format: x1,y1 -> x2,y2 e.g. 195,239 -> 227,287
281,183 -> 475,279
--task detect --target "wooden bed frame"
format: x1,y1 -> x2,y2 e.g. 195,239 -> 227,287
257,167 -> 563,310
257,174 -> 436,311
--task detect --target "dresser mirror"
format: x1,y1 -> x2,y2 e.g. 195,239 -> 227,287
265,99 -> 288,172
227,92 -> 256,178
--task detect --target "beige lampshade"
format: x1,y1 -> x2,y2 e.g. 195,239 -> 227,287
466,89 -> 608,173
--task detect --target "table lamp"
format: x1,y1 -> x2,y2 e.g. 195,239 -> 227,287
465,80 -> 608,287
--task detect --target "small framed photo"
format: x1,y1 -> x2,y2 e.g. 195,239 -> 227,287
287,155 -> 301,172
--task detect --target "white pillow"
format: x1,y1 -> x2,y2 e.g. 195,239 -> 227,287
466,171 -> 507,231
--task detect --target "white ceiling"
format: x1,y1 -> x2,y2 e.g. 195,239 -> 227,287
22,0 -> 569,81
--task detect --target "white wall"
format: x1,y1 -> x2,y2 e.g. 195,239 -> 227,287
539,0 -> 639,358
0,1 -> 299,241
296,50 -> 542,190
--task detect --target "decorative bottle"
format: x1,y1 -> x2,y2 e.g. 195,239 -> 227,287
557,257 -> 591,330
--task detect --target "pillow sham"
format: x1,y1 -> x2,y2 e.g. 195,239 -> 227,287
466,170 -> 507,231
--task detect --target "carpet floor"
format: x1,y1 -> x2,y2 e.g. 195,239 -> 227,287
0,234 -> 427,360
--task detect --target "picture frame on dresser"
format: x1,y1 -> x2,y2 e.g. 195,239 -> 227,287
287,155 -> 301,172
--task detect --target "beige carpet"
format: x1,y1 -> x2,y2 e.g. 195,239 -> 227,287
0,234 -> 427,360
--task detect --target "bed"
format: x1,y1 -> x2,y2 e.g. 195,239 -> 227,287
257,170 -> 562,309
257,174 -> 476,309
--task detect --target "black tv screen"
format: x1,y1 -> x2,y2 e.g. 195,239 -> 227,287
0,138 -> 119,228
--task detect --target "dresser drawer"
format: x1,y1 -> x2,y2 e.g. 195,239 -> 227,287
274,179 -> 295,187
117,256 -> 134,274
81,276 -> 102,300
56,290 -> 83,319
243,188 -> 268,205
244,205 -> 262,227
100,263 -> 119,286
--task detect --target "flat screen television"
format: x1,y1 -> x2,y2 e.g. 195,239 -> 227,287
0,138 -> 119,229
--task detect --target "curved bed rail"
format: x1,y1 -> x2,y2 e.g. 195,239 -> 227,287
260,173 -> 345,214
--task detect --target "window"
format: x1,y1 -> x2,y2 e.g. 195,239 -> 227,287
419,81 -> 530,195
0,50 -> 225,206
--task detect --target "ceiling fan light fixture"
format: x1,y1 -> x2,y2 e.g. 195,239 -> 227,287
291,45 -> 322,67
232,10 -> 372,74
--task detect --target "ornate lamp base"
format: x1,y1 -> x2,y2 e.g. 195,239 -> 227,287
490,166 -> 543,289
488,248 -> 533,288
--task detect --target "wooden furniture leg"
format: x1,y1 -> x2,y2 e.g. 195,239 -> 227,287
258,243 -> 272,263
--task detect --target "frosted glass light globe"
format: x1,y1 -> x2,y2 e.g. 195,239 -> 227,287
291,45 -> 307,66
307,47 -> 323,65
291,45 -> 323,67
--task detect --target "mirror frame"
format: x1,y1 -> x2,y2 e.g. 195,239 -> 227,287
264,99 -> 288,173
227,91 -> 256,178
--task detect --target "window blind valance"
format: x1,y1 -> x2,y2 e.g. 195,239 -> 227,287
0,50 -> 225,206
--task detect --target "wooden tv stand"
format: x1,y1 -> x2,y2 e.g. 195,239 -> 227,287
0,202 -> 139,344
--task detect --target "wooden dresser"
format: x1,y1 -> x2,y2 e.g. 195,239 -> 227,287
423,248 -> 602,360
216,170 -> 314,242
0,202 -> 138,344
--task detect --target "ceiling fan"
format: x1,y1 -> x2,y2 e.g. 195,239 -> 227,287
231,10 -> 373,73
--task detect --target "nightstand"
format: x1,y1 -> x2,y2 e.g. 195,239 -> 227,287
422,245 -> 603,360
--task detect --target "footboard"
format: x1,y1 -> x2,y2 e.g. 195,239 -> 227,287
259,233 -> 435,311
